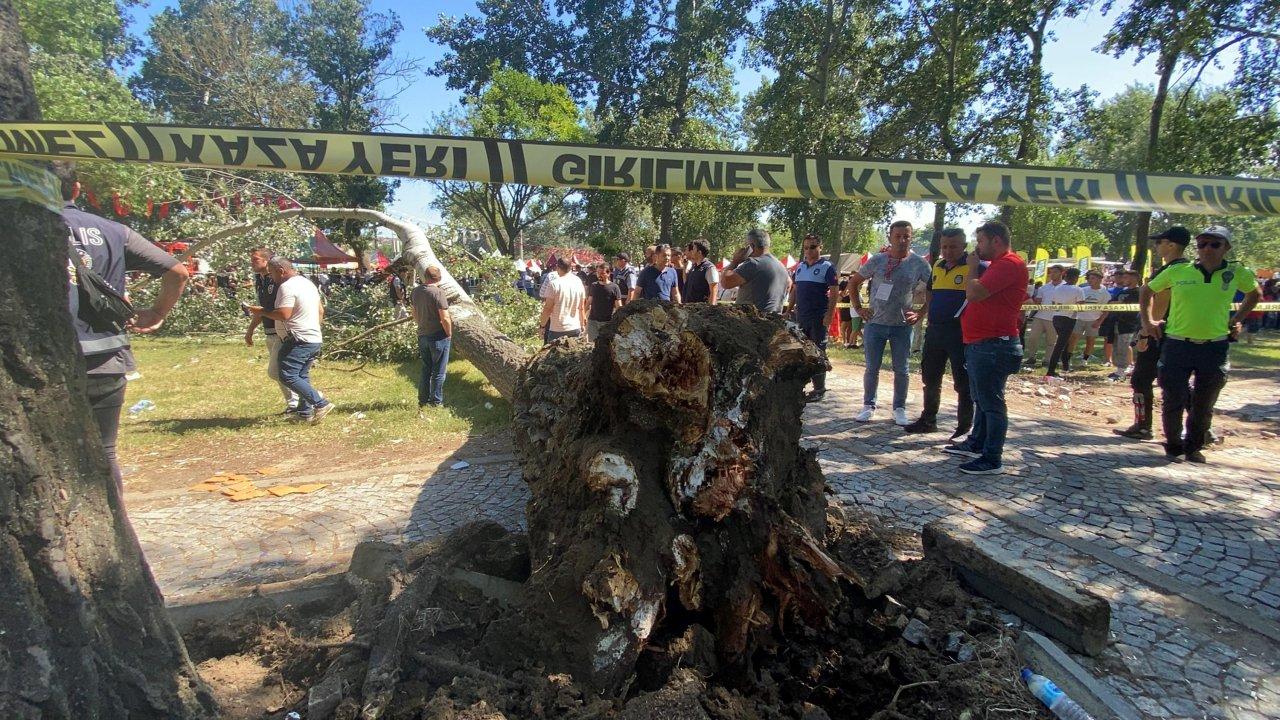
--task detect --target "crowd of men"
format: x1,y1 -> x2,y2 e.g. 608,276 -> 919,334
525,220 -> 1265,475
55,145 -> 1268,490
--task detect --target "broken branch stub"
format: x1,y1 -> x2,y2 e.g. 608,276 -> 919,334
494,301 -> 851,693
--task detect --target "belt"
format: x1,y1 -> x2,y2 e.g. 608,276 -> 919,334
970,336 -> 1017,344
1166,334 -> 1228,344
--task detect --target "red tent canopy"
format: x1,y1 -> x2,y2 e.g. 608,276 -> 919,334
296,227 -> 357,265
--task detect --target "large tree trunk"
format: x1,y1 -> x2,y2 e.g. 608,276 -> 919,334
302,207 -> 528,398
1132,46 -> 1179,276
489,302 -> 854,692
0,2 -> 215,716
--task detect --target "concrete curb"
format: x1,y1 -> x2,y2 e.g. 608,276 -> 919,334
166,572 -> 347,634
1017,630 -> 1142,720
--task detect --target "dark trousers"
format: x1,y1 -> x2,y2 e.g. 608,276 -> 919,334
796,312 -> 828,391
1129,336 -> 1162,431
544,328 -> 581,344
85,373 -> 127,493
920,321 -> 972,428
964,338 -> 1023,464
278,340 -> 327,415
1158,338 -> 1228,455
418,332 -> 451,406
1046,315 -> 1078,375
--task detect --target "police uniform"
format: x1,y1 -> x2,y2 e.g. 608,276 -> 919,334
909,256 -> 972,434
64,202 -> 179,490
792,258 -> 837,396
1148,259 -> 1258,457
1123,257 -> 1189,437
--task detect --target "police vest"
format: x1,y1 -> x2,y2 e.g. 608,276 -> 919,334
684,259 -> 714,303
64,204 -> 130,357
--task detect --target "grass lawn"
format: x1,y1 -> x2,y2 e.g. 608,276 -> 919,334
121,336 -> 510,472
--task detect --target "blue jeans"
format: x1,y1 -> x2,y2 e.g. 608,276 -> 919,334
278,340 -> 327,415
964,338 -> 1023,464
862,323 -> 912,408
797,312 -> 828,391
418,333 -> 451,406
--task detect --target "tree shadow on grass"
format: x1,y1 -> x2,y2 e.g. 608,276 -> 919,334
392,358 -> 511,431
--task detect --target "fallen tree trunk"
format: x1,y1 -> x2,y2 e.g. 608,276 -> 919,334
139,206 -> 529,399
488,301 -> 855,691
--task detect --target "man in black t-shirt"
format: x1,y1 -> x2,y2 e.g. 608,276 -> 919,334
586,263 -> 623,341
246,247 -> 300,414
1104,270 -> 1141,381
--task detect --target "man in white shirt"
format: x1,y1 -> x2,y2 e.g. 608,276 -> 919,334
1044,267 -> 1086,377
1070,269 -> 1112,364
1024,264 -> 1066,368
538,257 -> 587,343
249,257 -> 334,423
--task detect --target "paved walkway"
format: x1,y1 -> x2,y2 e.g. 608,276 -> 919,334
128,366 -> 1280,719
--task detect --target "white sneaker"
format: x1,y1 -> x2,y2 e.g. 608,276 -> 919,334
854,406 -> 875,422
893,407 -> 909,426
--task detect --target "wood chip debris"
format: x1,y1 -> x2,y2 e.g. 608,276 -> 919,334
187,473 -> 326,501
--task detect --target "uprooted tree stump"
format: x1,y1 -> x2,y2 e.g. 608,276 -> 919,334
290,301 -> 1040,719
487,300 -> 856,691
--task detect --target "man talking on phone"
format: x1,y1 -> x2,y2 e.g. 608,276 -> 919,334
720,228 -> 789,313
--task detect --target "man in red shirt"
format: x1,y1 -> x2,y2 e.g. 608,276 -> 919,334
943,221 -> 1028,475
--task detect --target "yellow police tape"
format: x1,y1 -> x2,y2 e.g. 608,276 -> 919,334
2,121 -> 1279,215
0,158 -> 61,211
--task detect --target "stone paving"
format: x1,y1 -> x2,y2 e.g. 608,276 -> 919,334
130,455 -> 528,601
127,366 -> 1280,720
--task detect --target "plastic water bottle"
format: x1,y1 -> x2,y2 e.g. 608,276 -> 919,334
1021,668 -> 1094,720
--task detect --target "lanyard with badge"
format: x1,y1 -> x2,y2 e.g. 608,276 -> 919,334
874,255 -> 901,302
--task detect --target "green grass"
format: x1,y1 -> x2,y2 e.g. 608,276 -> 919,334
122,336 -> 510,456
1230,333 -> 1280,369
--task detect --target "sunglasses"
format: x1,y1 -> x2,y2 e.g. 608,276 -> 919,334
1197,240 -> 1223,249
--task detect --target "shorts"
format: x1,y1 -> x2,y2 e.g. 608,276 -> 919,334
1073,318 -> 1100,338
838,307 -> 852,321
845,316 -> 863,332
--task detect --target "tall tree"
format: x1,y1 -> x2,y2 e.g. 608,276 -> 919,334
0,1 -> 214,715
427,0 -> 752,247
14,0 -> 189,203
1101,0 -> 1280,273
134,0 -> 315,127
289,0 -> 413,267
746,0 -> 907,248
895,0 -> 1023,256
434,67 -> 590,256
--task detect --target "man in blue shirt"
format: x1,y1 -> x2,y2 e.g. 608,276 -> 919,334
903,228 -> 972,437
631,243 -> 682,303
788,234 -> 838,401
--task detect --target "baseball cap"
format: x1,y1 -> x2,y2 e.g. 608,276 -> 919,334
1149,226 -> 1191,245
1197,225 -> 1233,243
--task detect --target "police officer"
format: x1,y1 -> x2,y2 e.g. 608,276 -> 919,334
788,234 -> 838,402
903,228 -> 972,438
57,162 -> 190,492
1141,225 -> 1260,463
1114,227 -> 1190,440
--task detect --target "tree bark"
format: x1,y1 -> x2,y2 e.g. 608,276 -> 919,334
488,302 -> 854,693
1132,45 -> 1179,276
0,2 -> 215,716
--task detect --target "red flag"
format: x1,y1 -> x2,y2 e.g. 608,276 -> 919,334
183,200 -> 198,211
85,190 -> 100,209
111,193 -> 127,217
276,196 -> 289,210
145,199 -> 154,218
158,202 -> 170,220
